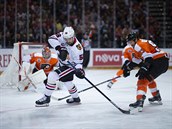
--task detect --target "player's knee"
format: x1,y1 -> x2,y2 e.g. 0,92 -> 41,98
47,71 -> 59,84
137,79 -> 149,86
63,81 -> 74,90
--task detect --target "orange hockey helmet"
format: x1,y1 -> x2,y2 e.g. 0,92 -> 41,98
42,46 -> 51,59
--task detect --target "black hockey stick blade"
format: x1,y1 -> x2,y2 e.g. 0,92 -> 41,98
85,76 -> 130,115
67,61 -> 130,114
119,108 -> 130,114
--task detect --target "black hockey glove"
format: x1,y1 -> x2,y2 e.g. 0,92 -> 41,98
59,47 -> 68,61
122,60 -> 138,78
135,57 -> 153,81
75,68 -> 85,79
55,45 -> 61,51
123,67 -> 130,78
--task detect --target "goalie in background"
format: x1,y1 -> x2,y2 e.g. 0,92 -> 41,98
19,46 -> 59,91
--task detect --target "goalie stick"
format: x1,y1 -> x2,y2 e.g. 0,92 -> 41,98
14,57 -> 61,101
13,57 -> 37,89
67,61 -> 130,115
58,76 -> 121,101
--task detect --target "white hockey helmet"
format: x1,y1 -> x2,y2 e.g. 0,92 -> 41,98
63,26 -> 75,39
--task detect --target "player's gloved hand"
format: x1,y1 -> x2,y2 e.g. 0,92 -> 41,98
121,60 -> 130,77
123,67 -> 130,77
135,63 -> 153,81
59,47 -> 68,61
135,65 -> 149,78
122,60 -> 136,78
135,57 -> 153,81
75,68 -> 85,79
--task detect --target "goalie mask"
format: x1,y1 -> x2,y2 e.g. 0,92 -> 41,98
42,47 -> 51,59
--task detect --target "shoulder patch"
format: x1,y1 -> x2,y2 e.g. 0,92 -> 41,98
76,44 -> 82,50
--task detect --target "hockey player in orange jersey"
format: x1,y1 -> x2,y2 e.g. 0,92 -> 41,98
124,32 -> 169,112
25,46 -> 59,85
107,44 -> 143,88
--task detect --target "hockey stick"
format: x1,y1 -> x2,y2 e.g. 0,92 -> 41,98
14,57 -> 61,101
107,69 -> 123,88
58,76 -> 121,101
13,57 -> 37,89
67,61 -> 130,114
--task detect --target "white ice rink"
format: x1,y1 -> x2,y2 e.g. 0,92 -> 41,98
0,69 -> 172,129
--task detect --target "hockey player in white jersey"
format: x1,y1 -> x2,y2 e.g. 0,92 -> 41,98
35,26 -> 85,107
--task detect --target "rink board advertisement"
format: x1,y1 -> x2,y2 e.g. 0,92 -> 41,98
92,50 -> 122,67
0,48 -> 172,71
0,49 -> 12,71
88,48 -> 172,68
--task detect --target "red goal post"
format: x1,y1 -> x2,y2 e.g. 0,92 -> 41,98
0,42 -> 47,88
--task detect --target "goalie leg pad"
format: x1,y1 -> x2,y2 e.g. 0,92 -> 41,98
20,62 -> 35,77
17,78 -> 31,91
28,69 -> 47,85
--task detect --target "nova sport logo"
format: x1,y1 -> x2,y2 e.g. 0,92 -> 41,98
95,54 -> 120,63
93,50 -> 122,66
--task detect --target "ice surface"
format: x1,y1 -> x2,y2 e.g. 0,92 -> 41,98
0,69 -> 172,129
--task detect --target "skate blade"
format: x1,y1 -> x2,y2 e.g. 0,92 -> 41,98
149,101 -> 163,105
129,107 -> 138,114
35,103 -> 49,107
129,107 -> 143,114
138,107 -> 143,112
67,102 -> 81,105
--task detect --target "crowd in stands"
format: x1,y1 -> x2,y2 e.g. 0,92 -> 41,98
0,0 -> 171,48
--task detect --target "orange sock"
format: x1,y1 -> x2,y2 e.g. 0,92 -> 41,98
148,81 -> 157,96
136,79 -> 149,100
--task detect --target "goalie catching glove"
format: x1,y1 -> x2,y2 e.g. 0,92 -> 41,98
75,68 -> 85,79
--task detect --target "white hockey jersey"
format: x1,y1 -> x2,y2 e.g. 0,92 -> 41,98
48,32 -> 83,69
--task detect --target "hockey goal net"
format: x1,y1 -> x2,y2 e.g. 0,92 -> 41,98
0,42 -> 47,89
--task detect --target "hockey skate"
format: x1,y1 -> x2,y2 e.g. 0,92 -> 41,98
129,95 -> 146,112
66,97 -> 81,104
148,90 -> 162,105
35,95 -> 51,107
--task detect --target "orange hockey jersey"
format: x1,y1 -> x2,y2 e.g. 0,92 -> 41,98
134,39 -> 167,60
122,45 -> 142,65
30,53 -> 58,76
